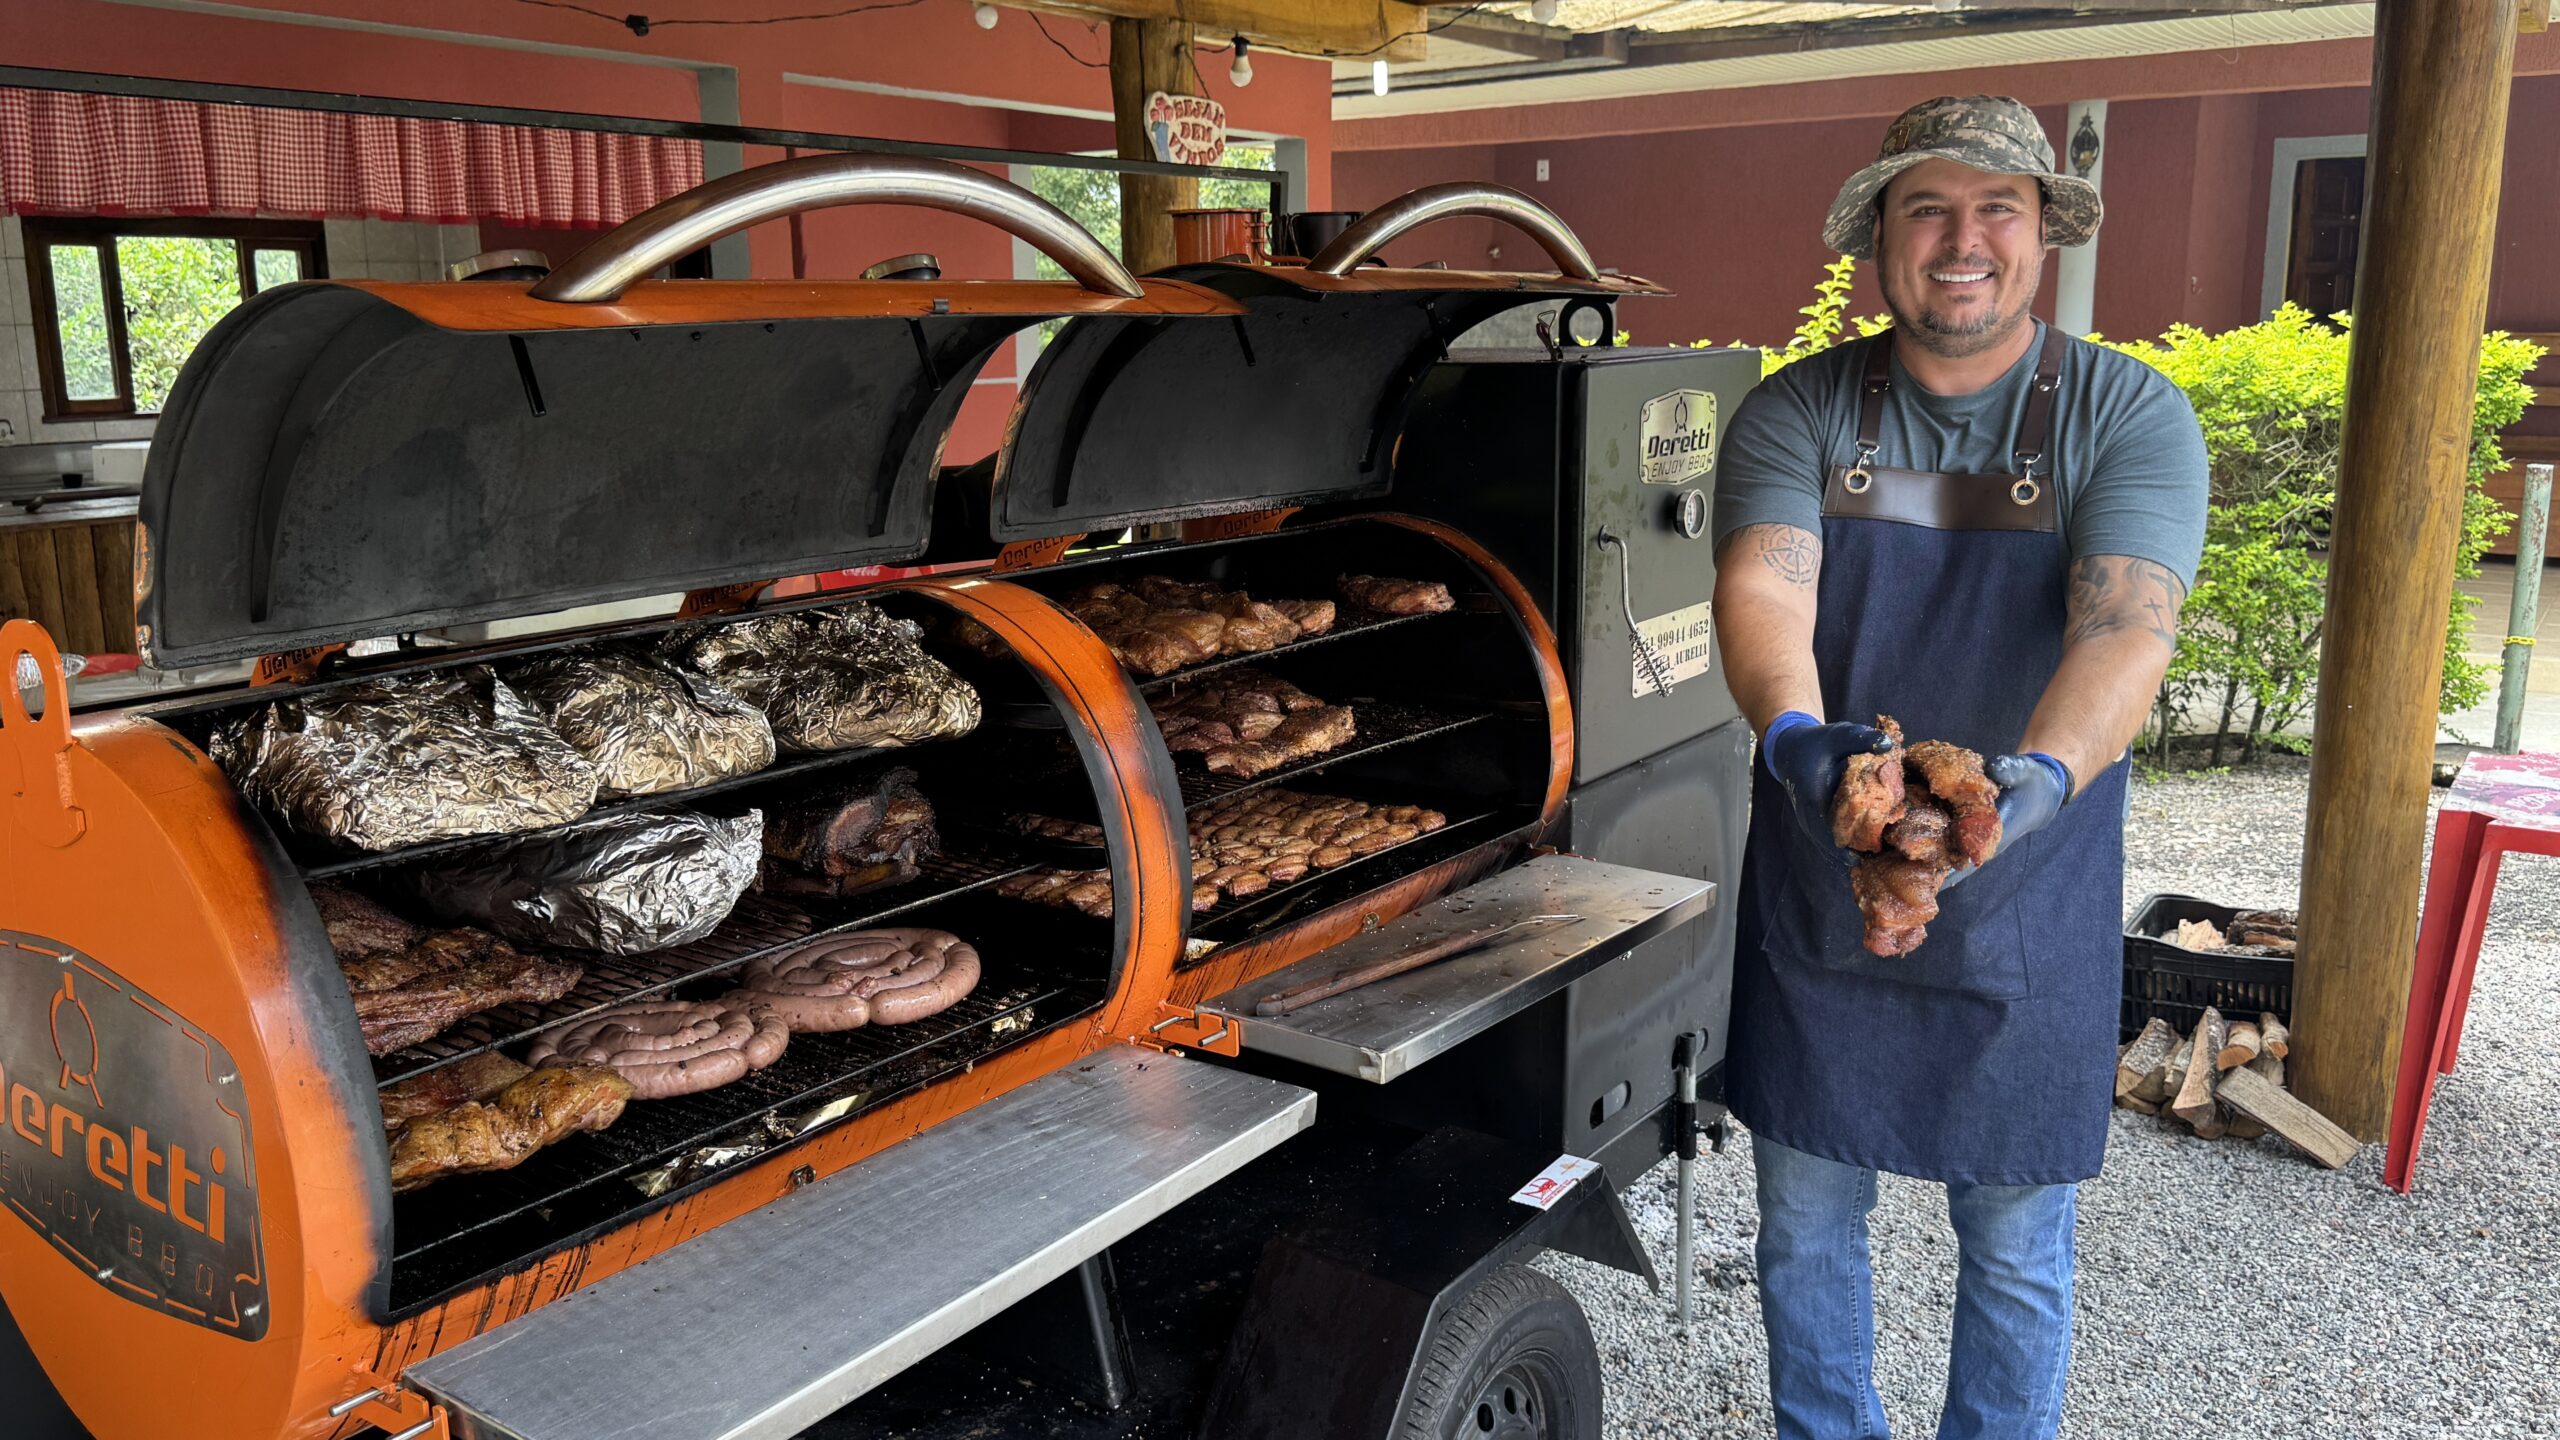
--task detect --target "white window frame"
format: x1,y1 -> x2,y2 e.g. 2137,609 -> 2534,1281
2259,133 -> 2369,320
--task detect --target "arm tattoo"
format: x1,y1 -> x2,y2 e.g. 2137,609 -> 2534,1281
1727,523 -> 1821,587
2063,556 -> 2186,648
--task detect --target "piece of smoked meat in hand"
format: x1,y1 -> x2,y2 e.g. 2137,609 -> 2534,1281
1905,739 -> 2002,866
386,1064 -> 634,1193
1829,716 -> 1908,851
1850,856 -> 1950,957
1825,718 -> 2007,956
1882,796 -> 1953,865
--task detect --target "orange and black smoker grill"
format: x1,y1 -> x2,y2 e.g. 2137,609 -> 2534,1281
0,161 -> 1736,1440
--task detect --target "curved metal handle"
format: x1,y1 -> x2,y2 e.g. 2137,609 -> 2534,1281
1596,530 -> 1675,698
531,154 -> 1144,303
1308,183 -> 1600,280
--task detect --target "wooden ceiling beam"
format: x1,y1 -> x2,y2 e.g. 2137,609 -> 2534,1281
1004,0 -> 1431,63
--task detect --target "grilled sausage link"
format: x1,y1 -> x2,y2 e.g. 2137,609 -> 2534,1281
527,998 -> 790,1099
728,928 -> 983,1031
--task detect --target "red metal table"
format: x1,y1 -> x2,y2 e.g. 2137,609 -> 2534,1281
2388,750 -> 2560,1191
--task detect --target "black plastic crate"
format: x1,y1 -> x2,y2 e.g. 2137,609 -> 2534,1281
2121,892 -> 2294,1043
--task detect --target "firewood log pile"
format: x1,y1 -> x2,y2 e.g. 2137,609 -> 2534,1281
2114,1007 -> 2359,1168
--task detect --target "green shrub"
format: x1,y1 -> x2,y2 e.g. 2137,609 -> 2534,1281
2104,306 -> 2541,764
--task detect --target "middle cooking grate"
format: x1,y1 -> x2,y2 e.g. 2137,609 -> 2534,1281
369,852 -> 1036,1087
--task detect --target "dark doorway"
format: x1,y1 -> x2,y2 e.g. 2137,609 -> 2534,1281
2285,155 -> 2366,317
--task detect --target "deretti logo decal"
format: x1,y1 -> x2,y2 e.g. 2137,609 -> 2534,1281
1639,388 -> 1719,486
0,932 -> 265,1339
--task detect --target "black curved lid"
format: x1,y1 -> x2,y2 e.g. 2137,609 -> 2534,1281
987,263 -> 1661,541
135,276 -> 1233,666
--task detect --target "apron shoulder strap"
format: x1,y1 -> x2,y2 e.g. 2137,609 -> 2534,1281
1855,335 -> 1893,458
2012,326 -> 2068,477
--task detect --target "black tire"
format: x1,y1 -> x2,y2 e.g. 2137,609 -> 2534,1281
1396,1264 -> 1603,1440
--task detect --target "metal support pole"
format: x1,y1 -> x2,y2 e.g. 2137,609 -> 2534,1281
2496,462 -> 2553,753
1671,1032 -> 1700,1336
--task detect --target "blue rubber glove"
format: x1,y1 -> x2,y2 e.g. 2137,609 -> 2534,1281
1760,710 -> 1896,855
1942,751 -> 2071,889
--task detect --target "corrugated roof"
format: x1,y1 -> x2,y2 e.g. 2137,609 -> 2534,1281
1336,4 -> 2377,116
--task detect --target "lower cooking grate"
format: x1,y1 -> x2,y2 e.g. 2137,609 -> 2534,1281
386,955 -> 1107,1314
370,852 -> 1036,1087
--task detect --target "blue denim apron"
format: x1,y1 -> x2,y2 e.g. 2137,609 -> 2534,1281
1726,330 -> 2126,1186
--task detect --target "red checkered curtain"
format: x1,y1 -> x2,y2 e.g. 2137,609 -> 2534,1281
0,88 -> 702,226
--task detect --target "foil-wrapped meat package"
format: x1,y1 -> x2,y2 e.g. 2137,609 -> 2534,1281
664,602 -> 981,753
505,649 -> 776,799
408,810 -> 764,955
211,666 -> 599,851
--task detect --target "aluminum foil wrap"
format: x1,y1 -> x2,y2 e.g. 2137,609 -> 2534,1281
505,649 -> 776,799
211,666 -> 599,851
664,602 -> 981,753
408,810 -> 764,955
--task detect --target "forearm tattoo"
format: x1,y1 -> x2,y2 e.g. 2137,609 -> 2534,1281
2063,556 -> 2186,648
1728,523 -> 1821,587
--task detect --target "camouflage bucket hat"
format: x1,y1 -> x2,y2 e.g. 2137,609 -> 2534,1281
1822,95 -> 2101,259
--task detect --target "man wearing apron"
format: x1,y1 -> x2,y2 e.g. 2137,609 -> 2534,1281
1711,97 -> 2208,1439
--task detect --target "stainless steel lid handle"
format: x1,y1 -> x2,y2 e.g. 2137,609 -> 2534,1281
530,153 -> 1144,303
1306,183 -> 1600,280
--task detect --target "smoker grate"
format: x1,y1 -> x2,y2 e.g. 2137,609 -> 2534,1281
369,852 -> 1036,1088
296,742 -> 917,880
385,956 -> 1109,1313
1175,700 -> 1498,809
1131,602 -> 1479,693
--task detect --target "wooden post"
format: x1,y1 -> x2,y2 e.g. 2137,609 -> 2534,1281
1110,17 -> 1201,276
2293,0 -> 2519,1140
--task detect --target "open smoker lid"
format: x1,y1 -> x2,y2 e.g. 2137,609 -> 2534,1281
136,276 -> 1236,667
988,262 -> 1662,540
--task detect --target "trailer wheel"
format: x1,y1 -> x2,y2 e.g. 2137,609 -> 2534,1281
1397,1264 -> 1602,1440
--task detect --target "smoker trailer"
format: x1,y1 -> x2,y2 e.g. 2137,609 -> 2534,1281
0,158 -> 1754,1440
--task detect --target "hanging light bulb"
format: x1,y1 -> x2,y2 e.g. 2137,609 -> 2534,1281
972,2 -> 1000,27
1529,0 -> 1559,23
1372,59 -> 1390,96
1229,36 -> 1253,87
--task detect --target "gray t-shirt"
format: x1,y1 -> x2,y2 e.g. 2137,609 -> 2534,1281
1712,324 -> 2209,585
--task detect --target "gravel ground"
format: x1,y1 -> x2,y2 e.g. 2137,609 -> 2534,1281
1544,757 -> 2560,1439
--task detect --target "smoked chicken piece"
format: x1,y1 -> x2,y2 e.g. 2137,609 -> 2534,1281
316,883 -> 585,1056
386,1063 -> 634,1193
1204,705 -> 1358,780
760,767 -> 939,900
1882,796 -> 1954,866
378,1053 -> 532,1132
1850,855 -> 1952,958
1338,575 -> 1456,616
1829,717 -> 1909,852
1905,740 -> 2002,866
1269,598 -> 1336,637
1150,669 -> 1345,774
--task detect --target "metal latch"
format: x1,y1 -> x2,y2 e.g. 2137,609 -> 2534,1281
328,1370 -> 450,1440
1137,1003 -> 1241,1057
3,620 -> 88,850
1595,530 -> 1677,698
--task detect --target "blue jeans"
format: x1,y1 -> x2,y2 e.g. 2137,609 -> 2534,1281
1750,1137 -> 2076,1440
